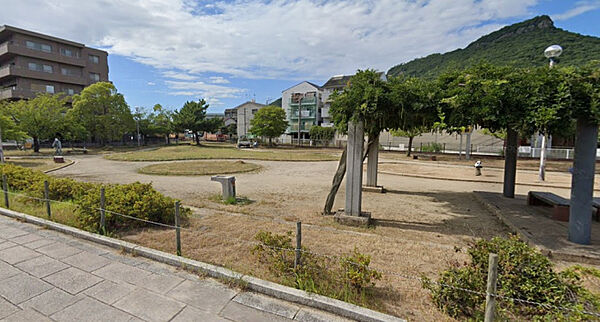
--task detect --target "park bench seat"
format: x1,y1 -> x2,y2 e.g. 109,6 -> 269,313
528,191 -> 570,222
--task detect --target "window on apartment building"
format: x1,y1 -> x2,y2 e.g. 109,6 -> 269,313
89,73 -> 100,82
26,40 -> 52,53
252,109 -> 258,115
60,48 -> 79,58
61,67 -> 80,76
31,83 -> 54,93
88,55 -> 99,64
66,88 -> 75,95
28,62 -> 53,73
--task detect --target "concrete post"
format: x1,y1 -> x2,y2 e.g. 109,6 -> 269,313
211,176 -> 236,201
345,121 -> 364,216
569,118 -> 598,245
465,130 -> 472,160
366,134 -> 379,187
484,253 -> 499,322
503,128 -> 518,198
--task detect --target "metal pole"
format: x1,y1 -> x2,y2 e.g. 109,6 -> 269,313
294,221 -> 301,269
459,133 -> 463,159
100,187 -> 106,234
484,253 -> 499,322
0,123 -> 4,163
44,180 -> 51,219
539,135 -> 546,181
466,129 -> 472,160
175,201 -> 181,256
503,128 -> 518,198
2,174 -> 8,208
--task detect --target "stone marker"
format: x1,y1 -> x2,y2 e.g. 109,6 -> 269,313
211,176 -> 236,200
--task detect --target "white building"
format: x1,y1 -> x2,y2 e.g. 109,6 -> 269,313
234,101 -> 266,138
281,81 -> 322,141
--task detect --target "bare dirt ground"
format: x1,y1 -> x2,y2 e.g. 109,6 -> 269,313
52,153 -> 592,320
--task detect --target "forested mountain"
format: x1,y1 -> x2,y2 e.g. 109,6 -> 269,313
387,15 -> 600,78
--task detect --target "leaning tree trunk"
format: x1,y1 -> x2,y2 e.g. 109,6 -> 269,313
407,136 -> 414,157
323,137 -> 376,215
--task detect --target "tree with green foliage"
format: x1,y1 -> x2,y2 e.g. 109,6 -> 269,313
148,104 -> 173,144
172,99 -> 213,145
69,82 -> 134,145
309,126 -> 336,143
390,128 -> 426,156
7,93 -> 69,152
249,106 -> 288,146
0,102 -> 25,141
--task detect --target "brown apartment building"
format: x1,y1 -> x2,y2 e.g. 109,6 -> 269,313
0,25 -> 108,101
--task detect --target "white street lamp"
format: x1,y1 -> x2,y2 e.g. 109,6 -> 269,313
538,44 -> 563,181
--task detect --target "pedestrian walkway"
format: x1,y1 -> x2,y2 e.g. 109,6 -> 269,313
0,215 -> 350,322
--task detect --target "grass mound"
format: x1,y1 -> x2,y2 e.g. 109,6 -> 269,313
139,160 -> 262,176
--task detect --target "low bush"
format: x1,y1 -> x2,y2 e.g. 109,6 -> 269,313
421,142 -> 443,153
0,164 -> 188,232
423,235 -> 600,320
252,231 -> 381,306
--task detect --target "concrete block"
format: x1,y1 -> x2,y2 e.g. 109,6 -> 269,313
333,211 -> 371,227
15,255 -> 69,278
220,301 -> 291,322
0,245 -> 42,264
9,233 -> 44,245
43,267 -> 103,295
0,273 -> 52,304
0,241 -> 17,250
3,308 -> 53,322
83,280 -> 135,305
171,305 -> 229,322
20,288 -> 80,316
62,251 -> 111,272
22,238 -> 56,250
0,297 -> 20,319
211,175 -> 236,200
0,260 -> 20,281
36,243 -> 83,260
114,288 -> 185,322
0,226 -> 28,239
92,262 -> 152,286
140,273 -> 185,294
294,307 -> 353,322
166,279 -> 237,313
51,296 -> 134,322
233,292 -> 300,319
362,186 -> 385,193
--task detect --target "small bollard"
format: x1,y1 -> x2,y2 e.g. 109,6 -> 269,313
44,180 -> 51,219
2,174 -> 8,209
100,187 -> 106,234
475,160 -> 483,176
175,201 -> 181,256
210,176 -> 236,201
485,253 -> 499,322
294,222 -> 302,269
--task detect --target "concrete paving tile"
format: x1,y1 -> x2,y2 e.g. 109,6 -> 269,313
294,308 -> 353,322
92,262 -> 152,285
66,240 -> 111,255
62,251 -> 111,272
0,227 -> 29,239
113,288 -> 185,322
166,279 -> 237,313
0,245 -> 41,264
0,273 -> 53,304
15,255 -> 69,278
36,243 -> 83,259
51,296 -> 134,322
43,267 -> 103,295
20,288 -> 81,316
0,259 -> 21,281
220,301 -> 293,322
0,240 -> 17,250
171,305 -> 229,322
9,233 -> 43,245
83,280 -> 135,305
233,292 -> 300,319
101,252 -> 149,266
139,273 -> 184,294
2,307 -> 53,322
0,297 -> 20,319
22,238 -> 56,250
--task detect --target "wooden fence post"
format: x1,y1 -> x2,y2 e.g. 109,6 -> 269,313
2,174 -> 8,209
294,221 -> 301,269
100,187 -> 106,234
485,253 -> 499,322
44,180 -> 51,219
175,201 -> 181,256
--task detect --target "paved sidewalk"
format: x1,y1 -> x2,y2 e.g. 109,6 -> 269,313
0,216 -> 350,322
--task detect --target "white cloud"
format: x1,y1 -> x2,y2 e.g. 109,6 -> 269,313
147,81 -> 156,86
0,0 -> 542,81
165,80 -> 246,103
210,76 -> 230,84
553,1 -> 600,21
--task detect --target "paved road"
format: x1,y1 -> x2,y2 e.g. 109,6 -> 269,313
0,216 -> 349,322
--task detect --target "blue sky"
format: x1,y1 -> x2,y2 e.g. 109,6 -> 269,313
1,1 -> 599,113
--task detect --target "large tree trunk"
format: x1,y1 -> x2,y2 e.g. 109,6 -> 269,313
33,136 -> 40,153
269,137 -> 272,146
407,136 -> 414,157
323,137 -> 376,215
195,132 -> 200,145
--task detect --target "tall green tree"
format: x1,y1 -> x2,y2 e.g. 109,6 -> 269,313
8,93 -> 69,152
172,99 -> 210,145
69,82 -> 134,145
148,104 -> 173,144
249,106 -> 288,146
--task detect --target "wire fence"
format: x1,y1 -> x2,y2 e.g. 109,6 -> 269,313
1,176 -> 600,320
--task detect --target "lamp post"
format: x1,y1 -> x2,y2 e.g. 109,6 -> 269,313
538,45 -> 562,181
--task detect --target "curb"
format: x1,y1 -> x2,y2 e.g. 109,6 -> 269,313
44,160 -> 76,173
0,207 -> 404,322
472,191 -> 600,265
378,171 -> 600,192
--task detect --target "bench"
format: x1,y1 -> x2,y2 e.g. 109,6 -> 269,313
528,191 -> 570,222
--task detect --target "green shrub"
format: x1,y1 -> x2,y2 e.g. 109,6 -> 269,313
252,231 -> 381,306
423,235 -> 600,320
421,142 -> 443,153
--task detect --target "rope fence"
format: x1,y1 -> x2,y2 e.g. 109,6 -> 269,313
1,176 -> 600,320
